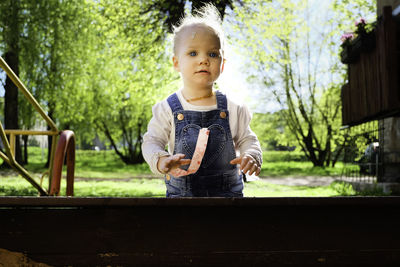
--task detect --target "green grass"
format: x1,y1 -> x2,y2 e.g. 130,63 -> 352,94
0,175 -> 358,197
0,147 -> 379,197
244,180 -> 357,197
22,148 -> 345,179
260,151 -> 345,177
261,161 -> 344,177
22,147 -> 152,179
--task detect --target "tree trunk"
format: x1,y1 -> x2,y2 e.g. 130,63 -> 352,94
1,1 -> 22,167
1,51 -> 23,167
22,135 -> 28,165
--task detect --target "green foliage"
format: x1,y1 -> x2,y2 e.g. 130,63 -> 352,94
329,181 -> 356,196
251,111 -> 298,151
251,112 -> 282,150
332,0 -> 377,32
262,150 -> 307,162
77,0 -> 178,164
0,0 -> 181,165
231,0 -> 377,167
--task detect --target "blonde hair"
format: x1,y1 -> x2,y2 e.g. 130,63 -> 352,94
172,3 -> 224,55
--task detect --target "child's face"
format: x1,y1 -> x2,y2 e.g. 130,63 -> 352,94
173,24 -> 224,90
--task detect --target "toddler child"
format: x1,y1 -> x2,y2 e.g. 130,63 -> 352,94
142,4 -> 262,197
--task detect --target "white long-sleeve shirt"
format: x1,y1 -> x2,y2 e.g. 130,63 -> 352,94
142,89 -> 262,175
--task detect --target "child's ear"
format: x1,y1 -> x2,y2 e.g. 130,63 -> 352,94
172,56 -> 179,71
221,58 -> 226,73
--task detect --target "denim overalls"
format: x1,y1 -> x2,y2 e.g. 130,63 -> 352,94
165,91 -> 244,197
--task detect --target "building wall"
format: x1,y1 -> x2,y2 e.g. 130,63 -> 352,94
378,0 -> 400,15
377,0 -> 400,182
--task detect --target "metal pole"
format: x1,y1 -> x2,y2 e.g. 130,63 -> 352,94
0,56 -> 58,132
48,134 -> 59,191
0,122 -> 15,164
5,130 -> 59,136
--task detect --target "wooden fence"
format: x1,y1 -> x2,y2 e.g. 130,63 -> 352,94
341,6 -> 400,126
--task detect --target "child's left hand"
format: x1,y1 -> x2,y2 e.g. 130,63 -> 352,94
230,154 -> 261,176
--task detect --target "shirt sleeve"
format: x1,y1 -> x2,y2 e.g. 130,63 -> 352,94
234,103 -> 263,167
141,101 -> 172,175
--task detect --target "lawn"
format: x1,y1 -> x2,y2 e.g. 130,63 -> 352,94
0,175 -> 357,197
0,147 -> 377,197
23,148 -> 345,178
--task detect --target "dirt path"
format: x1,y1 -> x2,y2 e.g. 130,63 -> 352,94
258,176 -> 338,186
73,174 -> 338,187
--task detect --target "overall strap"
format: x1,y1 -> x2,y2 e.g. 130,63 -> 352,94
215,91 -> 227,110
167,93 -> 183,113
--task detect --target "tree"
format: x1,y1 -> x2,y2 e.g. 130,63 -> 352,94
144,0 -> 233,32
0,1 -> 93,165
76,0 -> 177,164
0,0 -> 241,167
0,0 -> 23,165
19,1 -> 95,167
231,0 -> 376,167
250,111 -> 292,151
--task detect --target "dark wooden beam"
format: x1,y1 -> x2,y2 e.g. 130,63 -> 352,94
1,197 -> 400,266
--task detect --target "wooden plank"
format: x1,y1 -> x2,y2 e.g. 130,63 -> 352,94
341,83 -> 350,125
1,196 -> 400,207
359,53 -> 368,119
0,197 -> 400,266
370,44 -> 381,116
379,6 -> 398,114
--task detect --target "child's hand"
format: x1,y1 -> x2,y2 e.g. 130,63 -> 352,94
157,154 -> 191,174
230,154 -> 261,176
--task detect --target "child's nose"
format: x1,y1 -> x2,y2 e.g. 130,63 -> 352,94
199,55 -> 209,65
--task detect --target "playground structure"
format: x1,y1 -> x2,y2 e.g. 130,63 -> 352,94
0,55 -> 75,196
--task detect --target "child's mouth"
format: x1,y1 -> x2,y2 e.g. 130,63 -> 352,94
196,70 -> 209,74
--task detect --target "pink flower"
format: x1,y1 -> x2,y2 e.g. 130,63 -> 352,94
341,33 -> 354,43
355,18 -> 367,27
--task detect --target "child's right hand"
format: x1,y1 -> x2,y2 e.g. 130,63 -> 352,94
157,154 -> 191,174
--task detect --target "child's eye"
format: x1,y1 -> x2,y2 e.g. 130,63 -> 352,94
189,51 -> 197,56
209,52 -> 219,58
